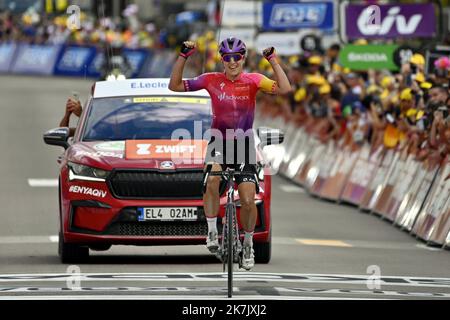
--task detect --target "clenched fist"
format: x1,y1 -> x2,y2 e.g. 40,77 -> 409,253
262,47 -> 276,62
180,41 -> 196,59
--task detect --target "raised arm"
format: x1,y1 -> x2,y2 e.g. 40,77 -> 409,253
262,47 -> 292,95
169,41 -> 196,92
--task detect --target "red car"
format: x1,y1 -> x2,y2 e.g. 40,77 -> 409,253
44,78 -> 280,264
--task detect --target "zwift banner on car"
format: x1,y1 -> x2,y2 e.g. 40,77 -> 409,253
262,1 -> 334,31
345,3 -> 436,39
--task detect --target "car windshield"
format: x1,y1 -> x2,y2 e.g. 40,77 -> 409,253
82,96 -> 212,141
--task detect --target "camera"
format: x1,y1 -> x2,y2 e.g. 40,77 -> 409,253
437,106 -> 449,119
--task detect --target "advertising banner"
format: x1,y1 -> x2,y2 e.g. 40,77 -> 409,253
402,161 -> 439,232
310,141 -> 336,196
10,44 -> 63,75
221,0 -> 262,27
339,44 -> 399,71
123,48 -> 151,78
413,160 -> 450,242
262,2 -> 333,31
86,48 -> 150,78
54,45 -> 97,76
145,50 -> 176,78
0,42 -> 18,73
345,3 -> 436,39
256,32 -> 301,56
340,144 -> 379,205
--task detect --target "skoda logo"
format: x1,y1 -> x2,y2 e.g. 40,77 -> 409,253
160,161 -> 174,169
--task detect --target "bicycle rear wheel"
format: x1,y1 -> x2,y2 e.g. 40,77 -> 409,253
227,203 -> 234,298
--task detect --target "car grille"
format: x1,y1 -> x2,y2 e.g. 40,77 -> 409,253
106,222 -> 208,236
108,170 -> 205,199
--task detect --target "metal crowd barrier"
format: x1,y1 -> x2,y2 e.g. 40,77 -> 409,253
255,113 -> 450,250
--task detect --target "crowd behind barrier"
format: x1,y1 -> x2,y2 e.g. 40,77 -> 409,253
0,4 -> 188,78
254,111 -> 450,250
244,31 -> 450,250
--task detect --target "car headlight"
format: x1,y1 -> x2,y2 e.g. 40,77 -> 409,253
68,162 -> 109,182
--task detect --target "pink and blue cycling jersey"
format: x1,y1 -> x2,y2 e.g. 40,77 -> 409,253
183,72 -> 276,138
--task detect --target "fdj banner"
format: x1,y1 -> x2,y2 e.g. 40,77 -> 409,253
54,45 -> 97,76
263,2 -> 333,30
339,44 -> 399,71
346,4 -> 436,39
10,44 -> 63,75
0,42 -> 18,73
86,48 -> 150,78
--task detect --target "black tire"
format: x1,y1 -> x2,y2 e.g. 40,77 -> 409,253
254,233 -> 272,264
227,204 -> 234,298
59,232 -> 89,263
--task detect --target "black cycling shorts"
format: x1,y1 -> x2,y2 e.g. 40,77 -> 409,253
203,136 -> 259,190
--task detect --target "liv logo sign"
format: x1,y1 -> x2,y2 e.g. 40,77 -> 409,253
346,4 -> 436,39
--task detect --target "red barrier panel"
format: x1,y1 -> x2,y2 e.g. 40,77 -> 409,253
277,122 -> 300,176
310,141 -> 336,196
397,159 -> 440,232
384,154 -> 419,222
428,192 -> 450,247
412,156 -> 450,244
372,150 -> 401,219
303,142 -> 328,190
359,148 -> 395,211
340,144 -> 379,205
294,138 -> 320,185
284,131 -> 311,179
394,159 -> 428,229
319,146 -> 361,201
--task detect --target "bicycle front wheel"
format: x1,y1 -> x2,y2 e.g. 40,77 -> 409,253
227,203 -> 234,298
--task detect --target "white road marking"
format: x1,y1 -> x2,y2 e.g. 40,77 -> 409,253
28,179 -> 58,187
279,184 -> 305,193
415,244 -> 443,251
0,235 -> 437,252
0,236 -> 59,244
0,273 -> 449,288
0,286 -> 447,298
0,295 -> 362,300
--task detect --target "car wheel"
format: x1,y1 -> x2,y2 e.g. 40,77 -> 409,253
59,232 -> 89,263
254,234 -> 271,263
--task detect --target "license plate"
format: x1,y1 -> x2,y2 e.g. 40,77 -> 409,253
138,207 -> 198,221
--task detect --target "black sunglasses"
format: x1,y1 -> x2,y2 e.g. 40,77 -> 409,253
222,53 -> 244,62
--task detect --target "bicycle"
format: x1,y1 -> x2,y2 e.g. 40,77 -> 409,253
202,127 -> 284,297
204,166 -> 258,298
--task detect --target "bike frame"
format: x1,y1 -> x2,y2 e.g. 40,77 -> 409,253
206,168 -> 254,298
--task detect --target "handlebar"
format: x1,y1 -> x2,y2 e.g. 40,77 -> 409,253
207,170 -> 256,177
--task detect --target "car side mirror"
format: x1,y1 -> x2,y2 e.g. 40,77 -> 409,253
257,127 -> 284,148
43,127 -> 70,149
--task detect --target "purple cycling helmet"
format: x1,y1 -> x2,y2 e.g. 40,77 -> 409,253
219,37 -> 246,56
